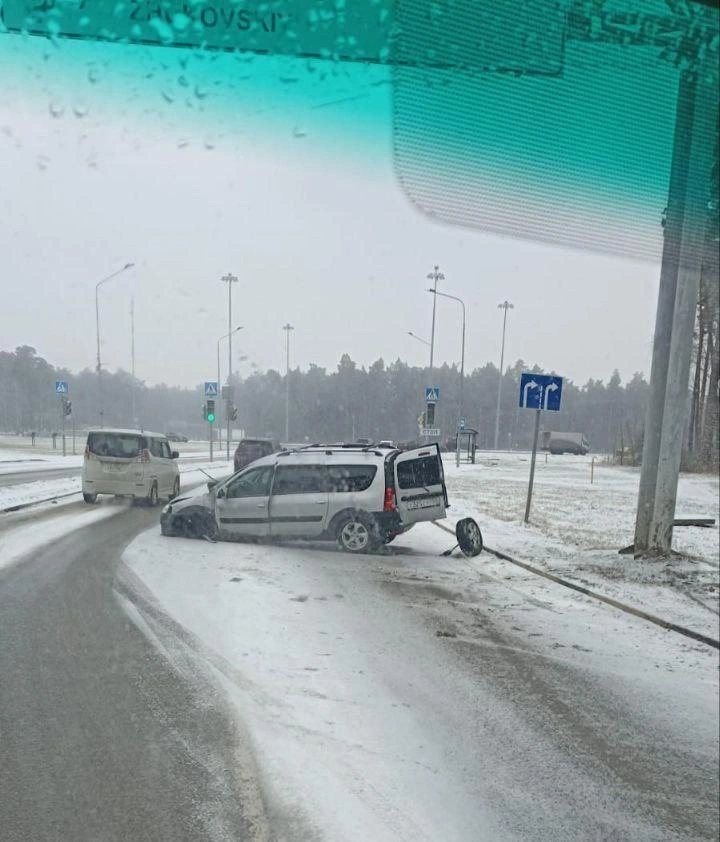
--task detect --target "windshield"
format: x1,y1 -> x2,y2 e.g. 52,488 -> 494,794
1,3 -> 718,841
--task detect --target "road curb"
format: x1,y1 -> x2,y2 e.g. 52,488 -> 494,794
432,520 -> 720,651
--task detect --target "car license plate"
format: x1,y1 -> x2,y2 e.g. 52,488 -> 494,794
407,498 -> 438,510
103,463 -> 125,473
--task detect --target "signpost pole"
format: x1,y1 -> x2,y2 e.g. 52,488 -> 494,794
524,409 -> 542,523
209,420 -> 214,462
61,398 -> 66,457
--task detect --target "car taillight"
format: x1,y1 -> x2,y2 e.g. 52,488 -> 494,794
383,487 -> 396,511
136,448 -> 151,463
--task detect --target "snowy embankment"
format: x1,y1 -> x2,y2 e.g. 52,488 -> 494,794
443,451 -> 719,638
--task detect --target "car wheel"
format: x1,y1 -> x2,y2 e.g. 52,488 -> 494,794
147,483 -> 159,507
83,492 -> 98,504
169,477 -> 180,501
336,512 -> 378,554
181,511 -> 217,541
456,517 -> 483,557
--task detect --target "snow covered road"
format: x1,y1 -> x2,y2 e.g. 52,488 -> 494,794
122,521 -> 719,841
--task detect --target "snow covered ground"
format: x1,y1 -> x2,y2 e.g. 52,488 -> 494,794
121,521 -> 718,841
443,451 -> 719,639
119,452 -> 719,841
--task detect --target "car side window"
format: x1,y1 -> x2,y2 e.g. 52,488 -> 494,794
271,465 -> 327,495
161,441 -> 172,459
149,438 -> 164,458
225,467 -> 273,499
327,465 -> 377,493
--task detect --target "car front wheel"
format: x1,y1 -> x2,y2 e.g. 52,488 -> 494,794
147,483 -> 159,507
83,492 -> 97,504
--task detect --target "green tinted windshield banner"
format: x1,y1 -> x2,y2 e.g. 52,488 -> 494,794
1,0 -> 564,72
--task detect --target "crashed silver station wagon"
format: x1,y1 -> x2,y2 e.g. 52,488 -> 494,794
161,442 -> 448,553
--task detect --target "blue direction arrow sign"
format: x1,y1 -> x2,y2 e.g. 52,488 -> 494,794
425,387 -> 440,403
54,380 -> 69,394
204,381 -> 218,397
519,373 -> 563,412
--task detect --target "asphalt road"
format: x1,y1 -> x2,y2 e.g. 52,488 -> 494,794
1,501 -> 718,841
0,505 -> 267,842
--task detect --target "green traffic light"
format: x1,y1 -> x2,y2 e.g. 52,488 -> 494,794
207,413 -> 215,423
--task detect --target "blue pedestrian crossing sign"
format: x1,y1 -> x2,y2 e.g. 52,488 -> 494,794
54,380 -> 69,394
425,387 -> 440,403
204,381 -> 219,397
519,373 -> 563,412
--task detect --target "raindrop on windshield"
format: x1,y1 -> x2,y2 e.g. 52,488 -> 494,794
48,101 -> 65,118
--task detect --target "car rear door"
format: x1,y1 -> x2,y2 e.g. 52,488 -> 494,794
84,431 -> 144,492
393,444 -> 447,525
269,463 -> 329,538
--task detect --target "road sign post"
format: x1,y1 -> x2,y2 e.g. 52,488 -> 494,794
524,409 -> 542,523
204,383 -> 218,462
54,382 -> 69,457
519,373 -> 563,523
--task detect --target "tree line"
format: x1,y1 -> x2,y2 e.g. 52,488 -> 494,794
1,342 -> 714,470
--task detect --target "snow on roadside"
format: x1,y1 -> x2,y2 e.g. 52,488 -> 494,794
0,504 -> 123,572
442,452 -> 719,639
0,477 -> 81,510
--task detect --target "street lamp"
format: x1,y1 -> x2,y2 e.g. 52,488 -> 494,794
426,265 -> 445,371
493,301 -> 514,451
283,323 -> 294,442
95,262 -> 134,426
407,331 -> 431,347
217,326 -> 244,449
427,288 -> 466,467
221,272 -> 239,459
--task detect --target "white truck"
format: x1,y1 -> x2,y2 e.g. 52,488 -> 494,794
540,431 -> 590,455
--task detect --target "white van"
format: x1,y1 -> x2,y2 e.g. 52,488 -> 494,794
161,442 -> 448,553
82,428 -> 180,505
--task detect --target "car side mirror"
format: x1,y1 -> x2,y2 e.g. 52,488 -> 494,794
215,487 -> 225,498
171,450 -> 179,459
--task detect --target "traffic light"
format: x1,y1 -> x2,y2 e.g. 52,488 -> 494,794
202,402 -> 206,420
426,402 -> 436,427
230,405 -> 238,421
64,400 -> 72,416
206,399 -> 216,423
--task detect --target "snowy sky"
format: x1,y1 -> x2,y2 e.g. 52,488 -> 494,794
0,31 -> 668,389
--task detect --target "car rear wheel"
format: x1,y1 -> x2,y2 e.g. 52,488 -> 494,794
336,512 -> 378,554
82,492 -> 97,504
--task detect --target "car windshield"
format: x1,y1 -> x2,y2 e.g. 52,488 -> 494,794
1,2 -> 718,840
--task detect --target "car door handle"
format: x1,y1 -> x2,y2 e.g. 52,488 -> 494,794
257,503 -> 267,508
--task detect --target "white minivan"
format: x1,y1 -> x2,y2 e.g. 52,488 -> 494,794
82,428 -> 181,505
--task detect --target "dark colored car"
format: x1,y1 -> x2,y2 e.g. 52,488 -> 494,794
233,438 -> 279,471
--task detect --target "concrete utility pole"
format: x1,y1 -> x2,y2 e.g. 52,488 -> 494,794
494,301 -> 514,451
634,53 -> 718,556
283,323 -> 294,442
130,296 -> 136,428
426,265 -> 444,371
221,273 -> 238,460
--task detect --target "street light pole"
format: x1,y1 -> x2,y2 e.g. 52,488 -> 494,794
221,273 -> 238,460
130,296 -> 136,427
95,262 -> 134,427
493,301 -> 514,451
426,265 -> 444,371
217,326 -> 243,450
428,289 -> 466,467
283,323 -> 294,442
